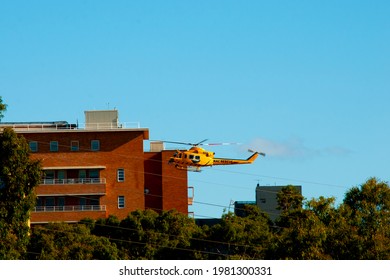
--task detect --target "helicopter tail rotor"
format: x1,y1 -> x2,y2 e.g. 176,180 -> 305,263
248,149 -> 266,157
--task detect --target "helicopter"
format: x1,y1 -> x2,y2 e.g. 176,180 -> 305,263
163,140 -> 265,172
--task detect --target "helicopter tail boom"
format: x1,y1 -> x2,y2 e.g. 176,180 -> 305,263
212,150 -> 265,166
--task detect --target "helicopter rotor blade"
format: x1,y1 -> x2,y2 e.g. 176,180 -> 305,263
195,139 -> 209,146
158,141 -> 194,146
151,140 -> 208,147
150,139 -> 240,147
203,142 -> 242,146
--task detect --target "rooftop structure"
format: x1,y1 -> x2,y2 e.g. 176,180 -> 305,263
256,184 -> 302,221
234,184 -> 302,221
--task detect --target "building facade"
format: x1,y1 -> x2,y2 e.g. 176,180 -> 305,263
256,184 -> 302,221
1,110 -> 191,224
234,184 -> 302,221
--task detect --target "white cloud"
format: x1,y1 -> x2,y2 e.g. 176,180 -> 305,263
245,137 -> 351,160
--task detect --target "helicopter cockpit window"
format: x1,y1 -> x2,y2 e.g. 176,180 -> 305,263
189,155 -> 194,160
195,156 -> 200,160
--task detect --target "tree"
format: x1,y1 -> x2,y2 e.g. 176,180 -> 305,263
341,177 -> 390,259
92,209 -> 201,260
115,209 -> 161,259
0,96 -> 6,120
120,210 -> 197,260
208,205 -> 272,260
27,223 -> 119,260
0,127 -> 42,259
276,185 -> 304,213
270,189 -> 330,259
153,210 -> 201,259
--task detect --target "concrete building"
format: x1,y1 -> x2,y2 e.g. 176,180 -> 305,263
256,184 -> 302,221
1,110 -> 192,224
234,184 -> 302,221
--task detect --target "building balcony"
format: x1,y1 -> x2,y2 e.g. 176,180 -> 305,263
37,178 -> 106,196
41,178 -> 106,185
33,205 -> 106,212
30,205 -> 107,224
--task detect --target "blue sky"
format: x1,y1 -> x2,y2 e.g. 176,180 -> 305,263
1,1 -> 389,218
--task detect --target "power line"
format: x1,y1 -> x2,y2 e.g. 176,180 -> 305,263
29,138 -> 350,190
29,215 -> 272,259
23,138 -> 352,219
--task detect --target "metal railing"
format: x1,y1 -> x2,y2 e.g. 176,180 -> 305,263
40,178 -> 106,185
81,122 -> 141,129
33,205 -> 106,212
1,121 -> 141,131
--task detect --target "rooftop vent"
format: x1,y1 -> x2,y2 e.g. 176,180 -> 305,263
85,110 -> 119,130
150,141 -> 165,152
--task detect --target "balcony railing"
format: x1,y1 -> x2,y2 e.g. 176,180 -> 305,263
40,178 -> 106,185
82,122 -> 140,129
33,205 -> 106,212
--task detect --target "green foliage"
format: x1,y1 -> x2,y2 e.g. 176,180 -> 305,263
270,206 -> 330,259
93,209 -> 201,260
276,185 -> 304,213
27,223 -> 119,260
208,205 -> 272,259
0,96 -> 6,120
0,128 -> 42,259
269,178 -> 390,260
341,178 -> 390,259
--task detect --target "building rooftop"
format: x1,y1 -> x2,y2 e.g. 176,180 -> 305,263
0,121 -> 142,129
0,110 -> 149,138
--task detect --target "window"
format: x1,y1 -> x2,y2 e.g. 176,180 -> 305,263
89,169 -> 99,178
58,197 -> 65,206
79,170 -> 87,183
118,196 -> 125,209
36,197 -> 43,207
89,169 -> 99,183
79,198 -> 86,206
91,140 -> 100,151
58,170 -> 66,184
58,197 -> 65,210
50,141 -> 59,152
29,141 -> 38,152
117,168 -> 125,182
71,141 -> 79,151
44,170 -> 55,184
45,197 -> 55,207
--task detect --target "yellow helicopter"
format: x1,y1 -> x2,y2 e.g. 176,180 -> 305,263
165,140 -> 265,172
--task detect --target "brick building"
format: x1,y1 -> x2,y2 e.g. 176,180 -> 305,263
1,110 -> 191,224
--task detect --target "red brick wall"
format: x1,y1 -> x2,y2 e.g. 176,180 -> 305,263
144,151 -> 188,214
22,130 -> 146,221
31,211 -> 107,224
161,151 -> 188,214
144,153 -> 163,212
